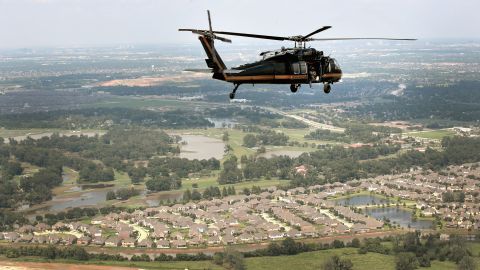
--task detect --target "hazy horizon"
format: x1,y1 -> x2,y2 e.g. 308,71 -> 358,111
1,0 -> 479,49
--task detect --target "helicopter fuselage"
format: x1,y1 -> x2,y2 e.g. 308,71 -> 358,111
217,47 -> 342,86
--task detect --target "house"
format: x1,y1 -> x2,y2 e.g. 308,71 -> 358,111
77,236 -> 92,246
48,235 -> 60,244
52,222 -> 68,231
91,217 -> 103,225
35,223 -> 51,232
4,232 -> 20,242
62,235 -> 77,245
440,234 -> 450,241
18,225 -> 35,234
207,235 -> 221,245
222,235 -> 235,245
105,236 -> 121,247
89,227 -> 102,237
122,237 -> 136,248
32,235 -> 47,244
286,229 -> 302,238
172,239 -> 187,248
16,234 -> 33,243
156,239 -> 170,249
92,236 -> 106,246
268,231 -> 284,240
239,233 -> 253,243
137,239 -> 153,248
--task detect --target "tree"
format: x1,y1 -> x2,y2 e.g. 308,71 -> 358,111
322,255 -> 353,270
223,132 -> 229,142
395,252 -> 419,270
183,189 -> 192,202
351,238 -> 361,248
128,166 -> 147,184
222,248 -> 245,270
106,191 -> 116,200
458,256 -> 476,270
243,134 -> 257,148
191,190 -> 202,201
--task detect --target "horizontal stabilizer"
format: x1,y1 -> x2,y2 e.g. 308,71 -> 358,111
184,68 -> 213,73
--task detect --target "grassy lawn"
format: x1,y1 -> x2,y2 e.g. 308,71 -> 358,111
405,129 -> 455,140
274,128 -> 342,145
2,245 -> 476,270
0,257 -> 223,270
245,248 -> 459,270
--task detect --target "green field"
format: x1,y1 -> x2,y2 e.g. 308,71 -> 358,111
405,129 -> 456,140
3,246 -> 472,270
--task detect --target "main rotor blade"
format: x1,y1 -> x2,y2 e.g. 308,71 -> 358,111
207,10 -> 213,33
303,26 -> 332,40
309,37 -> 417,41
211,31 -> 289,41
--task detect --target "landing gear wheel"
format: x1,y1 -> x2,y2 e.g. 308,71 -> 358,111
229,84 -> 240,99
290,84 -> 299,93
323,83 -> 331,94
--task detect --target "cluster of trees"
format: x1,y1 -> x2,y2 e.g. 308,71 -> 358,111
243,130 -> 289,147
147,157 -> 220,179
390,232 -> 477,270
8,141 -> 112,184
41,206 -> 126,225
182,186 -> 237,202
145,175 -> 182,192
24,128 -> 178,173
213,248 -> 246,270
292,136 -> 480,187
0,244 -> 213,263
106,188 -> 139,201
442,191 -> 466,203
218,156 -> 243,184
322,255 -> 353,270
79,163 -> 114,183
20,167 -> 63,204
0,107 -> 214,129
0,210 -> 28,231
305,123 -> 401,143
347,81 -> 480,122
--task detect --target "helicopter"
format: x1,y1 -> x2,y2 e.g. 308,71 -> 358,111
179,11 -> 415,99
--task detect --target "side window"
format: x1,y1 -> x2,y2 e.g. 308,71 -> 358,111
299,61 -> 307,74
292,62 -> 307,74
292,63 -> 300,74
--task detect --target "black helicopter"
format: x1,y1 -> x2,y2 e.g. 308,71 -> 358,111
180,11 -> 415,99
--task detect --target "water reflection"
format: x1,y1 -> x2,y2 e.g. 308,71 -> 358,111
365,207 -> 434,229
335,195 -> 391,206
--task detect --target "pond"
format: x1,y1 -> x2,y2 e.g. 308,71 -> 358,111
49,190 -> 109,211
334,194 -> 392,206
335,195 -> 434,229
365,207 -> 435,229
145,192 -> 183,207
178,134 -> 225,160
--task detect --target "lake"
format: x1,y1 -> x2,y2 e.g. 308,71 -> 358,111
49,190 -> 109,211
335,194 -> 392,206
178,134 -> 225,160
365,207 -> 435,229
335,195 -> 434,229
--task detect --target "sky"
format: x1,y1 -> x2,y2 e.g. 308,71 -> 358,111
0,0 -> 479,48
